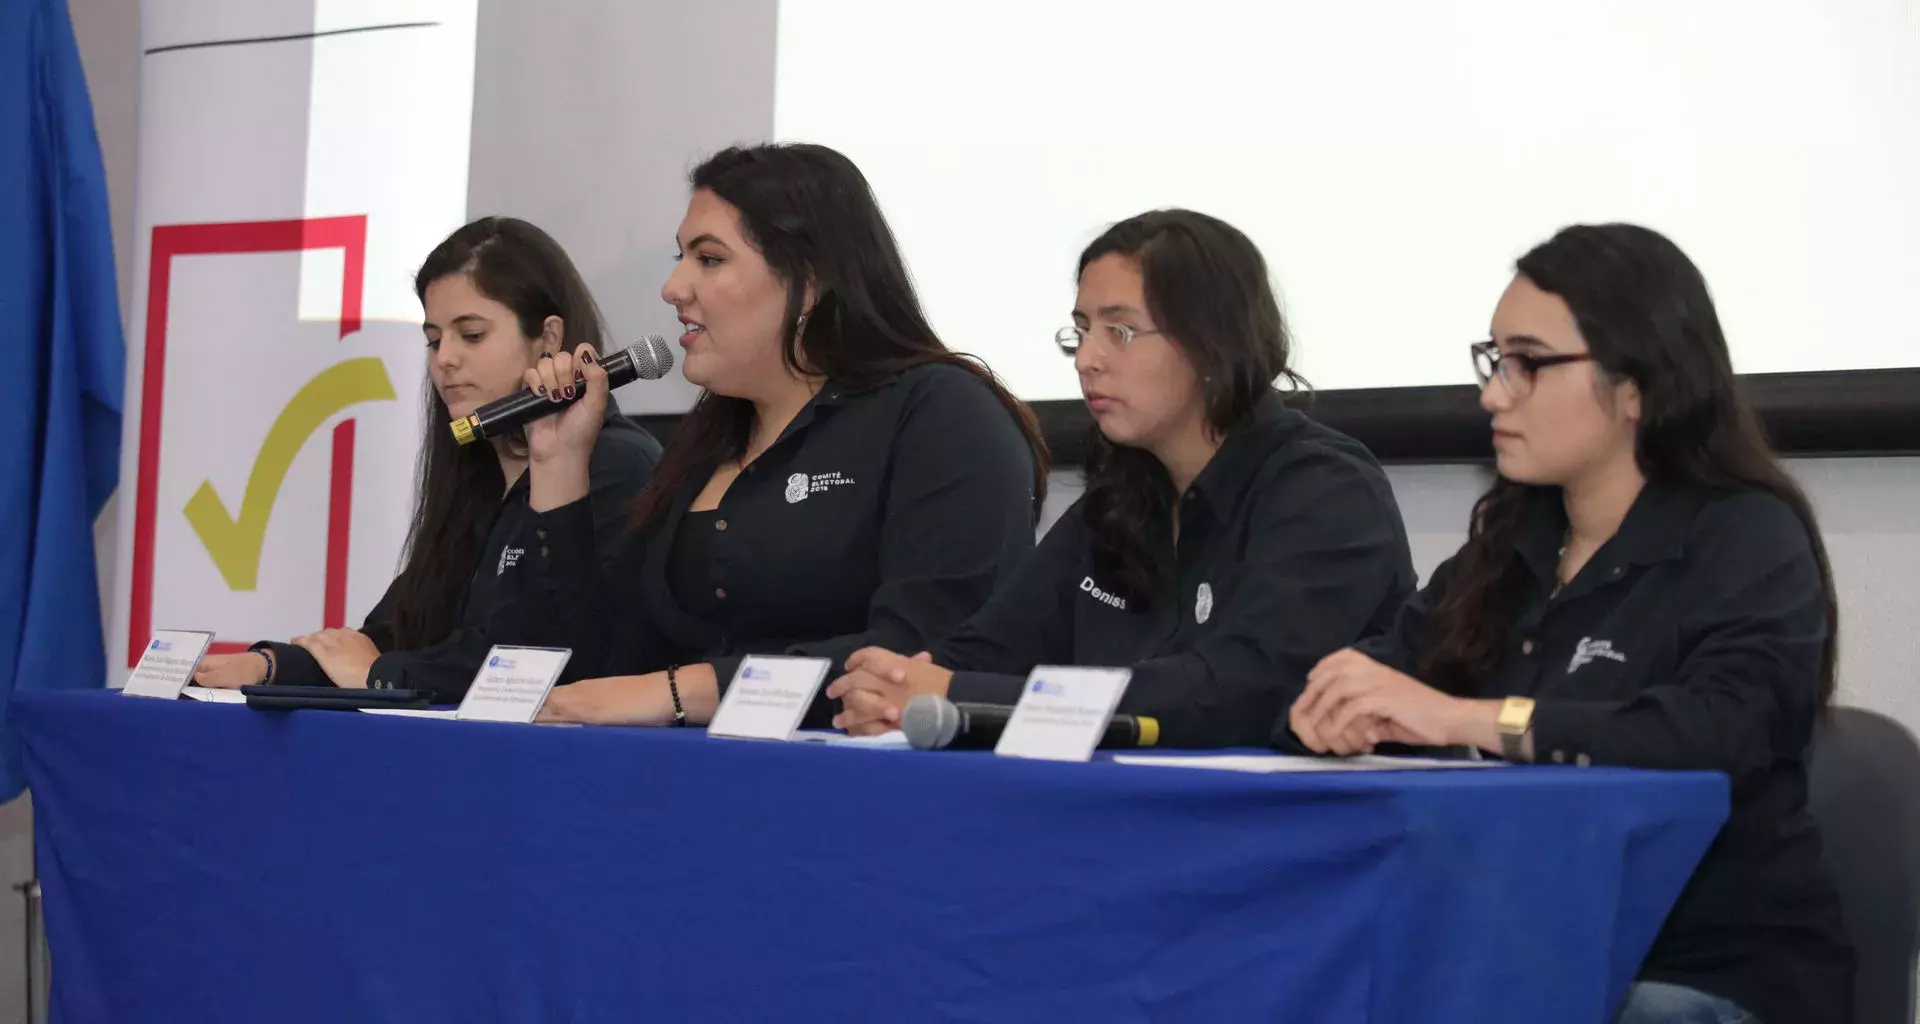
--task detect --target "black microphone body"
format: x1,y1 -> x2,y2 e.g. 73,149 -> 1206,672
450,335 -> 672,446
902,696 -> 1157,751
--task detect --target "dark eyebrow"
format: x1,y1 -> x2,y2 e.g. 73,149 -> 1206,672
1097,304 -> 1144,319
678,233 -> 730,251
424,313 -> 490,333
1499,333 -> 1552,353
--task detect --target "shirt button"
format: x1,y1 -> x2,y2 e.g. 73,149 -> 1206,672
714,587 -> 727,601
1551,750 -> 1566,764
1607,566 -> 1624,580
1521,639 -> 1535,655
715,519 -> 728,532
540,547 -> 550,558
535,528 -> 547,540
1575,753 -> 1592,767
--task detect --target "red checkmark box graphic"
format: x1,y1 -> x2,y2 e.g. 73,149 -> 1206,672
128,216 -> 368,667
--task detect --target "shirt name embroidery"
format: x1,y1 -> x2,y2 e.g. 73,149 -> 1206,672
497,546 -> 524,576
1080,576 -> 1128,611
1568,636 -> 1627,674
785,470 -> 856,504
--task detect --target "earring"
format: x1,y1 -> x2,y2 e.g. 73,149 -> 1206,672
795,312 -> 810,337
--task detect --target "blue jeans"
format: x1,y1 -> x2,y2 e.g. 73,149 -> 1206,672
1615,981 -> 1761,1024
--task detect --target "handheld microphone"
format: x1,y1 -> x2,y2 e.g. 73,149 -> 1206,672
449,335 -> 674,446
900,694 -> 1159,751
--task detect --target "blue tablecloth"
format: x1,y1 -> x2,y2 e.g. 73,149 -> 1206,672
15,690 -> 1727,1023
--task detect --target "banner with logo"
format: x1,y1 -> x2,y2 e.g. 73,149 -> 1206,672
107,0 -> 478,675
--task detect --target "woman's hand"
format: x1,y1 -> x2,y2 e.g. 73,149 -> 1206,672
825,649 -> 951,735
538,673 -> 672,726
193,652 -> 270,689
1290,649 -> 1473,755
290,629 -> 380,689
522,346 -> 607,466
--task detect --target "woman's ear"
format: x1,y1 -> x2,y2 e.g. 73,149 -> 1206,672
539,315 -> 565,356
1617,377 -> 1643,425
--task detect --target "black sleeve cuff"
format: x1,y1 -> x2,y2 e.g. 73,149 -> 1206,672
707,656 -> 743,697
250,641 -> 327,687
1528,699 -> 1620,765
946,671 -> 1029,707
530,497 -> 599,580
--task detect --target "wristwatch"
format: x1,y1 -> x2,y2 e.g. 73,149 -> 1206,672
1497,697 -> 1536,762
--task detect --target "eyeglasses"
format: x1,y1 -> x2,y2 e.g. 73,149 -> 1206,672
1055,322 -> 1165,355
1470,340 -> 1593,400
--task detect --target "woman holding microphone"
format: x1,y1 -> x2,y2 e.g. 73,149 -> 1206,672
515,143 -> 1048,727
1287,224 -> 1852,1023
193,217 -> 660,701
828,209 -> 1416,748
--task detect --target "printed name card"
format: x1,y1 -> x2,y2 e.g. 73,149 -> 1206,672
995,666 -> 1134,762
457,647 -> 571,723
708,656 -> 832,740
122,630 -> 215,699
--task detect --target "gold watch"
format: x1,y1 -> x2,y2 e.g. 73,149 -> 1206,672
1497,697 -> 1536,762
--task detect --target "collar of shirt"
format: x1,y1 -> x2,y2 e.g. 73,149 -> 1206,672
1183,391 -> 1299,526
1513,479 -> 1706,591
749,374 -> 897,455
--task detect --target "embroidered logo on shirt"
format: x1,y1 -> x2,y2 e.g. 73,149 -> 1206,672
1195,582 -> 1214,624
496,546 -> 524,576
1080,575 -> 1128,611
786,470 -> 857,504
1568,637 -> 1627,674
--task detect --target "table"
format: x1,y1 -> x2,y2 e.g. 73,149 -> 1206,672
15,691 -> 1727,1023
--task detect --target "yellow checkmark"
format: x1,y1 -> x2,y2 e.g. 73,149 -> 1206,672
184,358 -> 397,590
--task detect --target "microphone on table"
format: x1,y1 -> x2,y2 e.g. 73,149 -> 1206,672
449,334 -> 674,446
900,694 -> 1159,751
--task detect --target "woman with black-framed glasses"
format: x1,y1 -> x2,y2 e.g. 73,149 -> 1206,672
1288,223 -> 1852,1023
825,209 -> 1416,748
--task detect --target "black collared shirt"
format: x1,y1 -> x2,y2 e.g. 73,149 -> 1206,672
934,396 -> 1416,748
1333,482 -> 1853,1024
256,417 -> 660,702
515,364 -> 1039,722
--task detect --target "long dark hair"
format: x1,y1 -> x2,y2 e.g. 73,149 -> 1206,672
1419,223 -> 1839,705
630,143 -> 1049,528
1077,209 -> 1305,605
388,216 -> 607,649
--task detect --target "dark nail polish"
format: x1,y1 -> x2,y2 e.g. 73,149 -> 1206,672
564,385 -> 576,398
534,384 -> 547,395
581,349 -> 595,364
574,372 -> 585,384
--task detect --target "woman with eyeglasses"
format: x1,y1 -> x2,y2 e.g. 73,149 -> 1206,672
1287,224 -> 1852,1023
826,209 -> 1416,748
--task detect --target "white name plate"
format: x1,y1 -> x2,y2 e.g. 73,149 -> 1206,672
995,665 -> 1134,762
709,656 -> 832,740
122,630 -> 215,699
456,646 -> 570,723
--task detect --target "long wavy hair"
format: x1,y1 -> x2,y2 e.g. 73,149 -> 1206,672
1076,209 -> 1305,606
1418,223 -> 1838,705
390,217 -> 607,649
629,143 -> 1049,528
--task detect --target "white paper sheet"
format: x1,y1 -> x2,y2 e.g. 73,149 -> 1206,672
791,729 -> 912,749
178,686 -> 246,704
1113,754 -> 1503,773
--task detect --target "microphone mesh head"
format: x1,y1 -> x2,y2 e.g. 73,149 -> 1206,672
629,334 -> 674,379
902,693 -> 961,750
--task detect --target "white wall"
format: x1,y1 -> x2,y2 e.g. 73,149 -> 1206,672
465,0 -> 778,416
775,0 -> 1920,402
